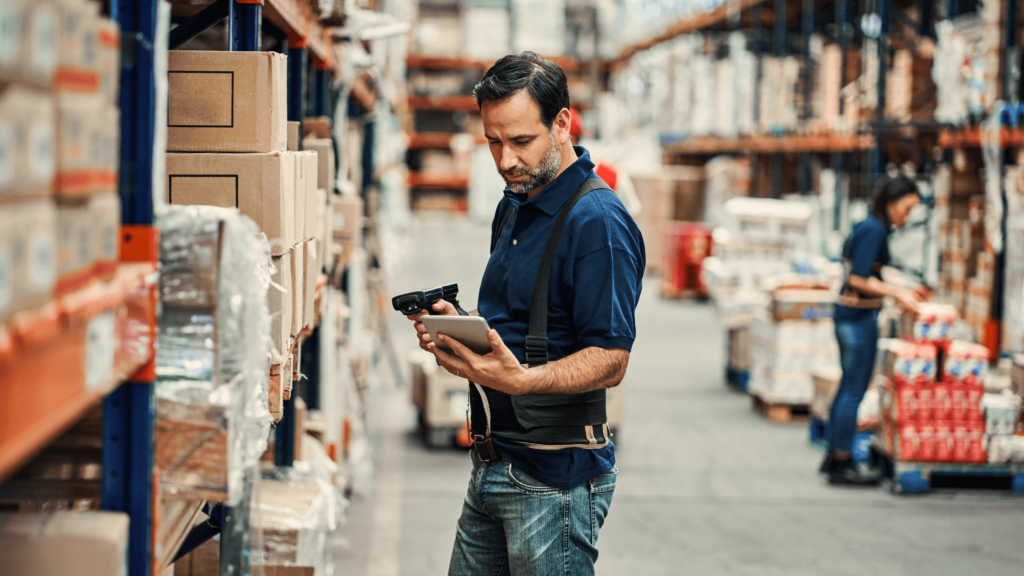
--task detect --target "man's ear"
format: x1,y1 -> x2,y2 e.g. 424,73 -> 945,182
554,108 -> 571,145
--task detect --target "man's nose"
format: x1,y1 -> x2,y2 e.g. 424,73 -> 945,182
499,147 -> 518,172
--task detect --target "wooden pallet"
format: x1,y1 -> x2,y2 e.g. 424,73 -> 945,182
871,445 -> 1024,494
750,392 -> 810,423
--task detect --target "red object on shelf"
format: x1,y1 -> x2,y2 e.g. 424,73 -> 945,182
968,422 -> 987,463
899,424 -> 919,461
916,387 -> 934,424
661,223 -> 713,296
934,422 -> 953,462
918,424 -> 936,462
952,425 -> 969,463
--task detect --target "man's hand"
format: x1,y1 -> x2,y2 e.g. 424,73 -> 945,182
429,329 -> 531,395
406,300 -> 458,353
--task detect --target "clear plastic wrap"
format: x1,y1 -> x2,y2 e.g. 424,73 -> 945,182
253,436 -> 348,576
155,205 -> 273,506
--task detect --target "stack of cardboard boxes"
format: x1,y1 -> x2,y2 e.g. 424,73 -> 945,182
163,51 -> 337,407
0,0 -> 121,326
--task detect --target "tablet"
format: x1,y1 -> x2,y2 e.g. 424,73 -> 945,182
422,316 -> 493,356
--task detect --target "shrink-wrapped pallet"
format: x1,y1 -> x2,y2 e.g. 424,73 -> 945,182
155,205 -> 273,506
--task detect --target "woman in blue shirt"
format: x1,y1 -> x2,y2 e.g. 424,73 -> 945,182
823,175 -> 927,485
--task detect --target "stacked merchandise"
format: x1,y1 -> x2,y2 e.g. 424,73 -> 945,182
462,0 -> 511,59
162,51 -> 328,402
511,0 -> 565,56
155,206 -> 273,508
0,511 -> 131,575
875,303 -> 1023,465
629,165 -> 706,275
0,0 -> 121,327
1002,163 -> 1024,353
933,14 -> 995,124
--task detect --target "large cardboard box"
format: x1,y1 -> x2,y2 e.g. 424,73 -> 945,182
333,193 -> 362,268
0,199 -> 57,321
270,251 -> 292,357
302,240 -> 316,328
0,86 -> 56,198
0,511 -> 129,576
167,51 -> 287,153
55,94 -> 119,195
301,154 -> 318,240
166,152 -> 296,255
53,0 -> 102,94
290,244 -> 304,335
303,116 -> 330,139
287,121 -> 300,151
0,0 -> 58,90
293,152 -> 310,243
95,17 -> 120,103
770,289 -> 835,322
91,192 -> 120,279
303,137 -> 335,192
55,196 -> 94,291
316,189 -> 328,271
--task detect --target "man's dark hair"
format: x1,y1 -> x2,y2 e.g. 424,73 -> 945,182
473,52 -> 570,128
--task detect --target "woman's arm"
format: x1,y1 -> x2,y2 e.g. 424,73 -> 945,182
847,275 -> 922,312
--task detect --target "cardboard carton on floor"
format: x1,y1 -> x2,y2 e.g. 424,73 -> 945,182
55,94 -> 119,195
0,0 -> 59,90
270,251 -> 292,358
0,87 -> 56,198
167,51 -> 287,153
166,152 -> 297,255
0,511 -> 129,576
303,137 -> 335,192
0,199 -> 57,322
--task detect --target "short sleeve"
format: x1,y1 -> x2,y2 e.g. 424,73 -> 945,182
570,245 -> 643,351
848,222 -> 887,278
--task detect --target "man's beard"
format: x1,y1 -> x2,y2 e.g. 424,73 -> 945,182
500,132 -> 562,195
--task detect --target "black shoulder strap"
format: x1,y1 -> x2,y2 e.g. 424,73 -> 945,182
490,202 -> 515,254
525,177 -> 609,366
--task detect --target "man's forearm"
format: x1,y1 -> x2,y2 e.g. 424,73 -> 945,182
522,347 -> 629,395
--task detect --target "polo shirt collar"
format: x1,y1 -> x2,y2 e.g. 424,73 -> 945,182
504,146 -> 595,216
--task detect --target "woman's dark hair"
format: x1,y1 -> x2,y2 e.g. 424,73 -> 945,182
473,52 -> 570,128
871,175 -> 921,221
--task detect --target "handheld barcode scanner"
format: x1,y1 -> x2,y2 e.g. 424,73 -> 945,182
392,283 -> 467,316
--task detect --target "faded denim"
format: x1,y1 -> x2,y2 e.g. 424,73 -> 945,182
830,311 -> 879,452
448,450 -> 617,576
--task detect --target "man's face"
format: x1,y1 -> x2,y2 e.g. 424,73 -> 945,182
481,91 -> 563,195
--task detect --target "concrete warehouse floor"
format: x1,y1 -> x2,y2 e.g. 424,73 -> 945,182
335,216 -> 1024,576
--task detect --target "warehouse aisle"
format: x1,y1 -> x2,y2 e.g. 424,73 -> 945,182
336,216 -> 1024,576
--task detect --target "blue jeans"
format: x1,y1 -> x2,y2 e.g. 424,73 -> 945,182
448,450 -> 617,576
830,312 -> 879,453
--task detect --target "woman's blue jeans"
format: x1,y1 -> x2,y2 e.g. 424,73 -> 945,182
830,312 -> 879,453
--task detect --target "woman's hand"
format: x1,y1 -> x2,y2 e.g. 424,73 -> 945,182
894,288 -> 923,314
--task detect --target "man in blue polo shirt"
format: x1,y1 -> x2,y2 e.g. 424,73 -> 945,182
404,51 -> 644,575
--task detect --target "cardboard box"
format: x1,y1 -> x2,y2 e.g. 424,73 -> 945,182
166,152 -> 296,255
303,240 -> 316,327
0,86 -> 55,199
156,393 -> 230,502
301,153 -> 318,240
55,196 -> 94,291
287,121 -> 300,151
270,251 -> 292,357
315,189 -> 328,271
0,0 -> 58,90
290,244 -> 303,335
810,367 -> 842,420
333,193 -> 362,268
96,17 -> 120,103
167,51 -> 287,153
90,192 -> 120,279
293,151 -> 310,243
173,536 -> 218,576
55,94 -> 119,195
53,0 -> 102,94
254,479 -> 322,566
770,289 -> 835,322
0,199 -> 57,321
304,116 -> 330,139
0,511 -> 129,576
303,137 -> 335,192
159,219 -> 223,309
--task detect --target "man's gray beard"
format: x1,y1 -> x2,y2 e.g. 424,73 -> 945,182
501,133 -> 562,195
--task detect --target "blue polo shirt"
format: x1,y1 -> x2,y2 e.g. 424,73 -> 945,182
835,215 -> 890,322
475,146 -> 645,489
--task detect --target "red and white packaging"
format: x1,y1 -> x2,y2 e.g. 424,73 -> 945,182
917,387 -> 934,423
952,424 -> 969,463
944,341 -> 990,386
896,383 -> 918,423
899,424 -> 919,461
911,303 -> 957,341
891,341 -> 938,386
918,424 -> 936,462
933,383 -> 953,421
934,422 -> 954,462
967,421 -> 987,463
965,383 -> 984,422
950,382 -> 969,423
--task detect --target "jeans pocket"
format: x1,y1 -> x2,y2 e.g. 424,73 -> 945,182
589,470 -> 616,545
589,467 -> 617,494
506,463 -> 561,495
